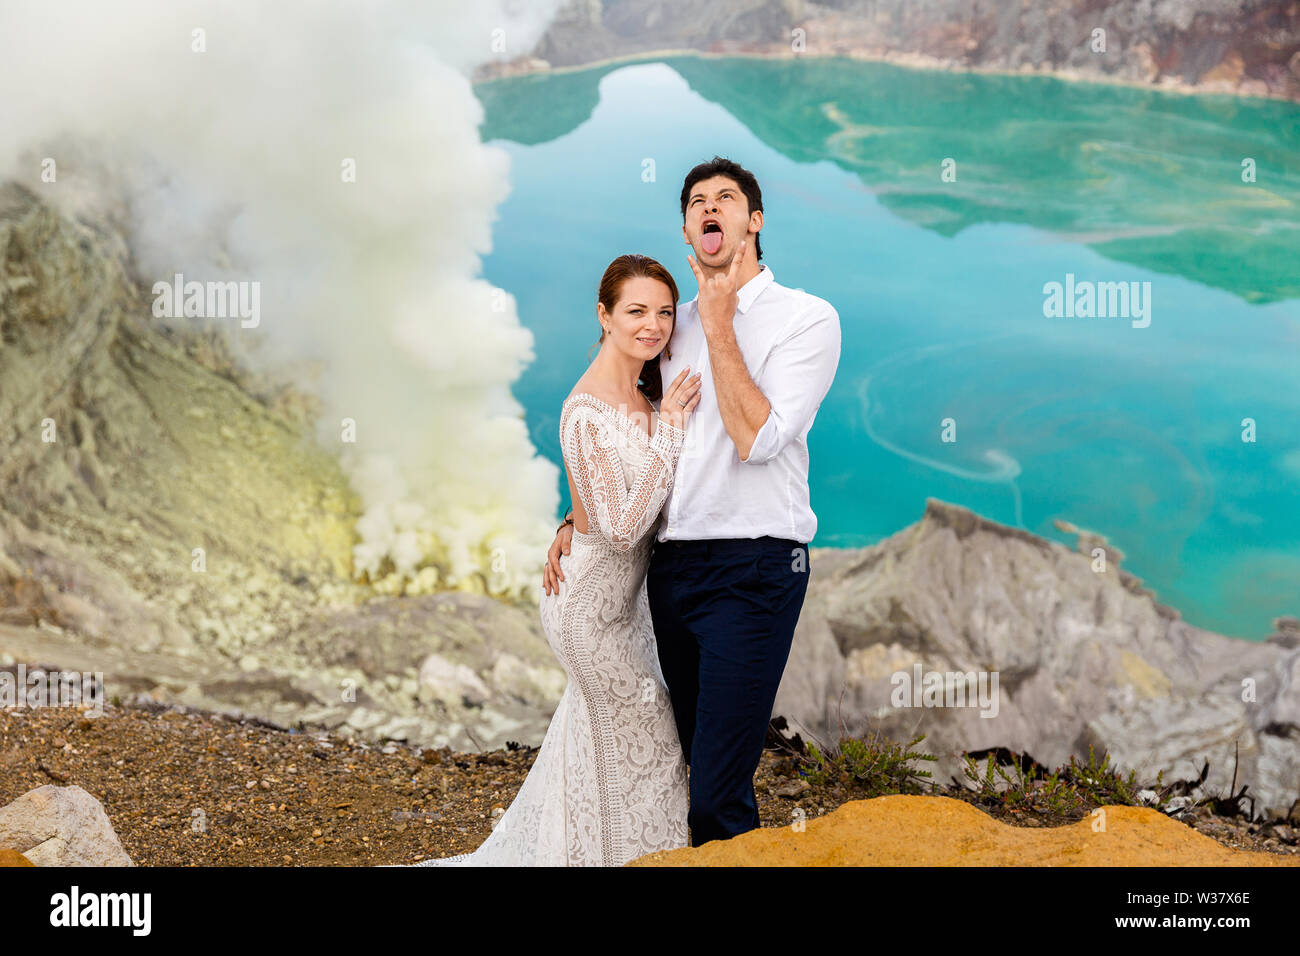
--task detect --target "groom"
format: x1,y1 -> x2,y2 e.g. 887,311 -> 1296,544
546,156 -> 840,846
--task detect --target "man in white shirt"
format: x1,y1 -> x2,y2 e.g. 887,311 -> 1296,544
654,209 -> 839,545
545,157 -> 840,847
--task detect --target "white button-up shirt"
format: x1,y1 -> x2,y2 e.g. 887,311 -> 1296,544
654,263 -> 841,545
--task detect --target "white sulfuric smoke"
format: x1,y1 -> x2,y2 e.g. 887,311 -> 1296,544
0,0 -> 566,601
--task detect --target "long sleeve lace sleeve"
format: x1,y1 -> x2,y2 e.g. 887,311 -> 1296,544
562,402 -> 686,552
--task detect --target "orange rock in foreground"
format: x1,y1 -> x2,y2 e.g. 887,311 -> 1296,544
628,795 -> 1300,867
0,848 -> 35,867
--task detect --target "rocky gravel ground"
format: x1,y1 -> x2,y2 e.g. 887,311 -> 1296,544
1,699 -> 1295,866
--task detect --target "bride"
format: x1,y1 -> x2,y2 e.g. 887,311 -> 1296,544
412,254 -> 703,866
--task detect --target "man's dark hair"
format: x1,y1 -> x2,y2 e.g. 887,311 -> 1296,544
680,156 -> 763,261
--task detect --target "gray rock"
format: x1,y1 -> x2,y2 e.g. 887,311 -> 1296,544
0,784 -> 134,866
772,778 -> 811,799
776,498 -> 1300,818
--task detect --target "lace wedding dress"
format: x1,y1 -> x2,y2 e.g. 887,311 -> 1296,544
412,392 -> 689,866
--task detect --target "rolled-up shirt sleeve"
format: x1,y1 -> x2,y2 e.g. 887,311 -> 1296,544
741,302 -> 841,465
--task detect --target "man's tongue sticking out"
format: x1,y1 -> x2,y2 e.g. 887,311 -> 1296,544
701,227 -> 724,256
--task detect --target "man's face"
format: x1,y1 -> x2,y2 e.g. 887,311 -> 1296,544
682,174 -> 761,269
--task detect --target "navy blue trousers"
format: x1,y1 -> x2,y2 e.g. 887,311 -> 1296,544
647,535 -> 811,847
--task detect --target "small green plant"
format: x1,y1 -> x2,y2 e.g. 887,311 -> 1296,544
960,751 -> 1085,816
958,744 -> 1175,820
1064,745 -> 1164,806
798,731 -> 937,797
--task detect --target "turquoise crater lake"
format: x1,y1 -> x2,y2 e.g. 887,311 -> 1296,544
473,56 -> 1300,641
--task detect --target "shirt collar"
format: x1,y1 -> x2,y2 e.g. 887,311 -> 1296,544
737,263 -> 773,315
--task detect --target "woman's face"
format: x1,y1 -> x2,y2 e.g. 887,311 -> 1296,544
598,276 -> 675,361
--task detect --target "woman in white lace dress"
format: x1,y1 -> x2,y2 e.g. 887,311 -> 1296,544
414,254 -> 702,867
